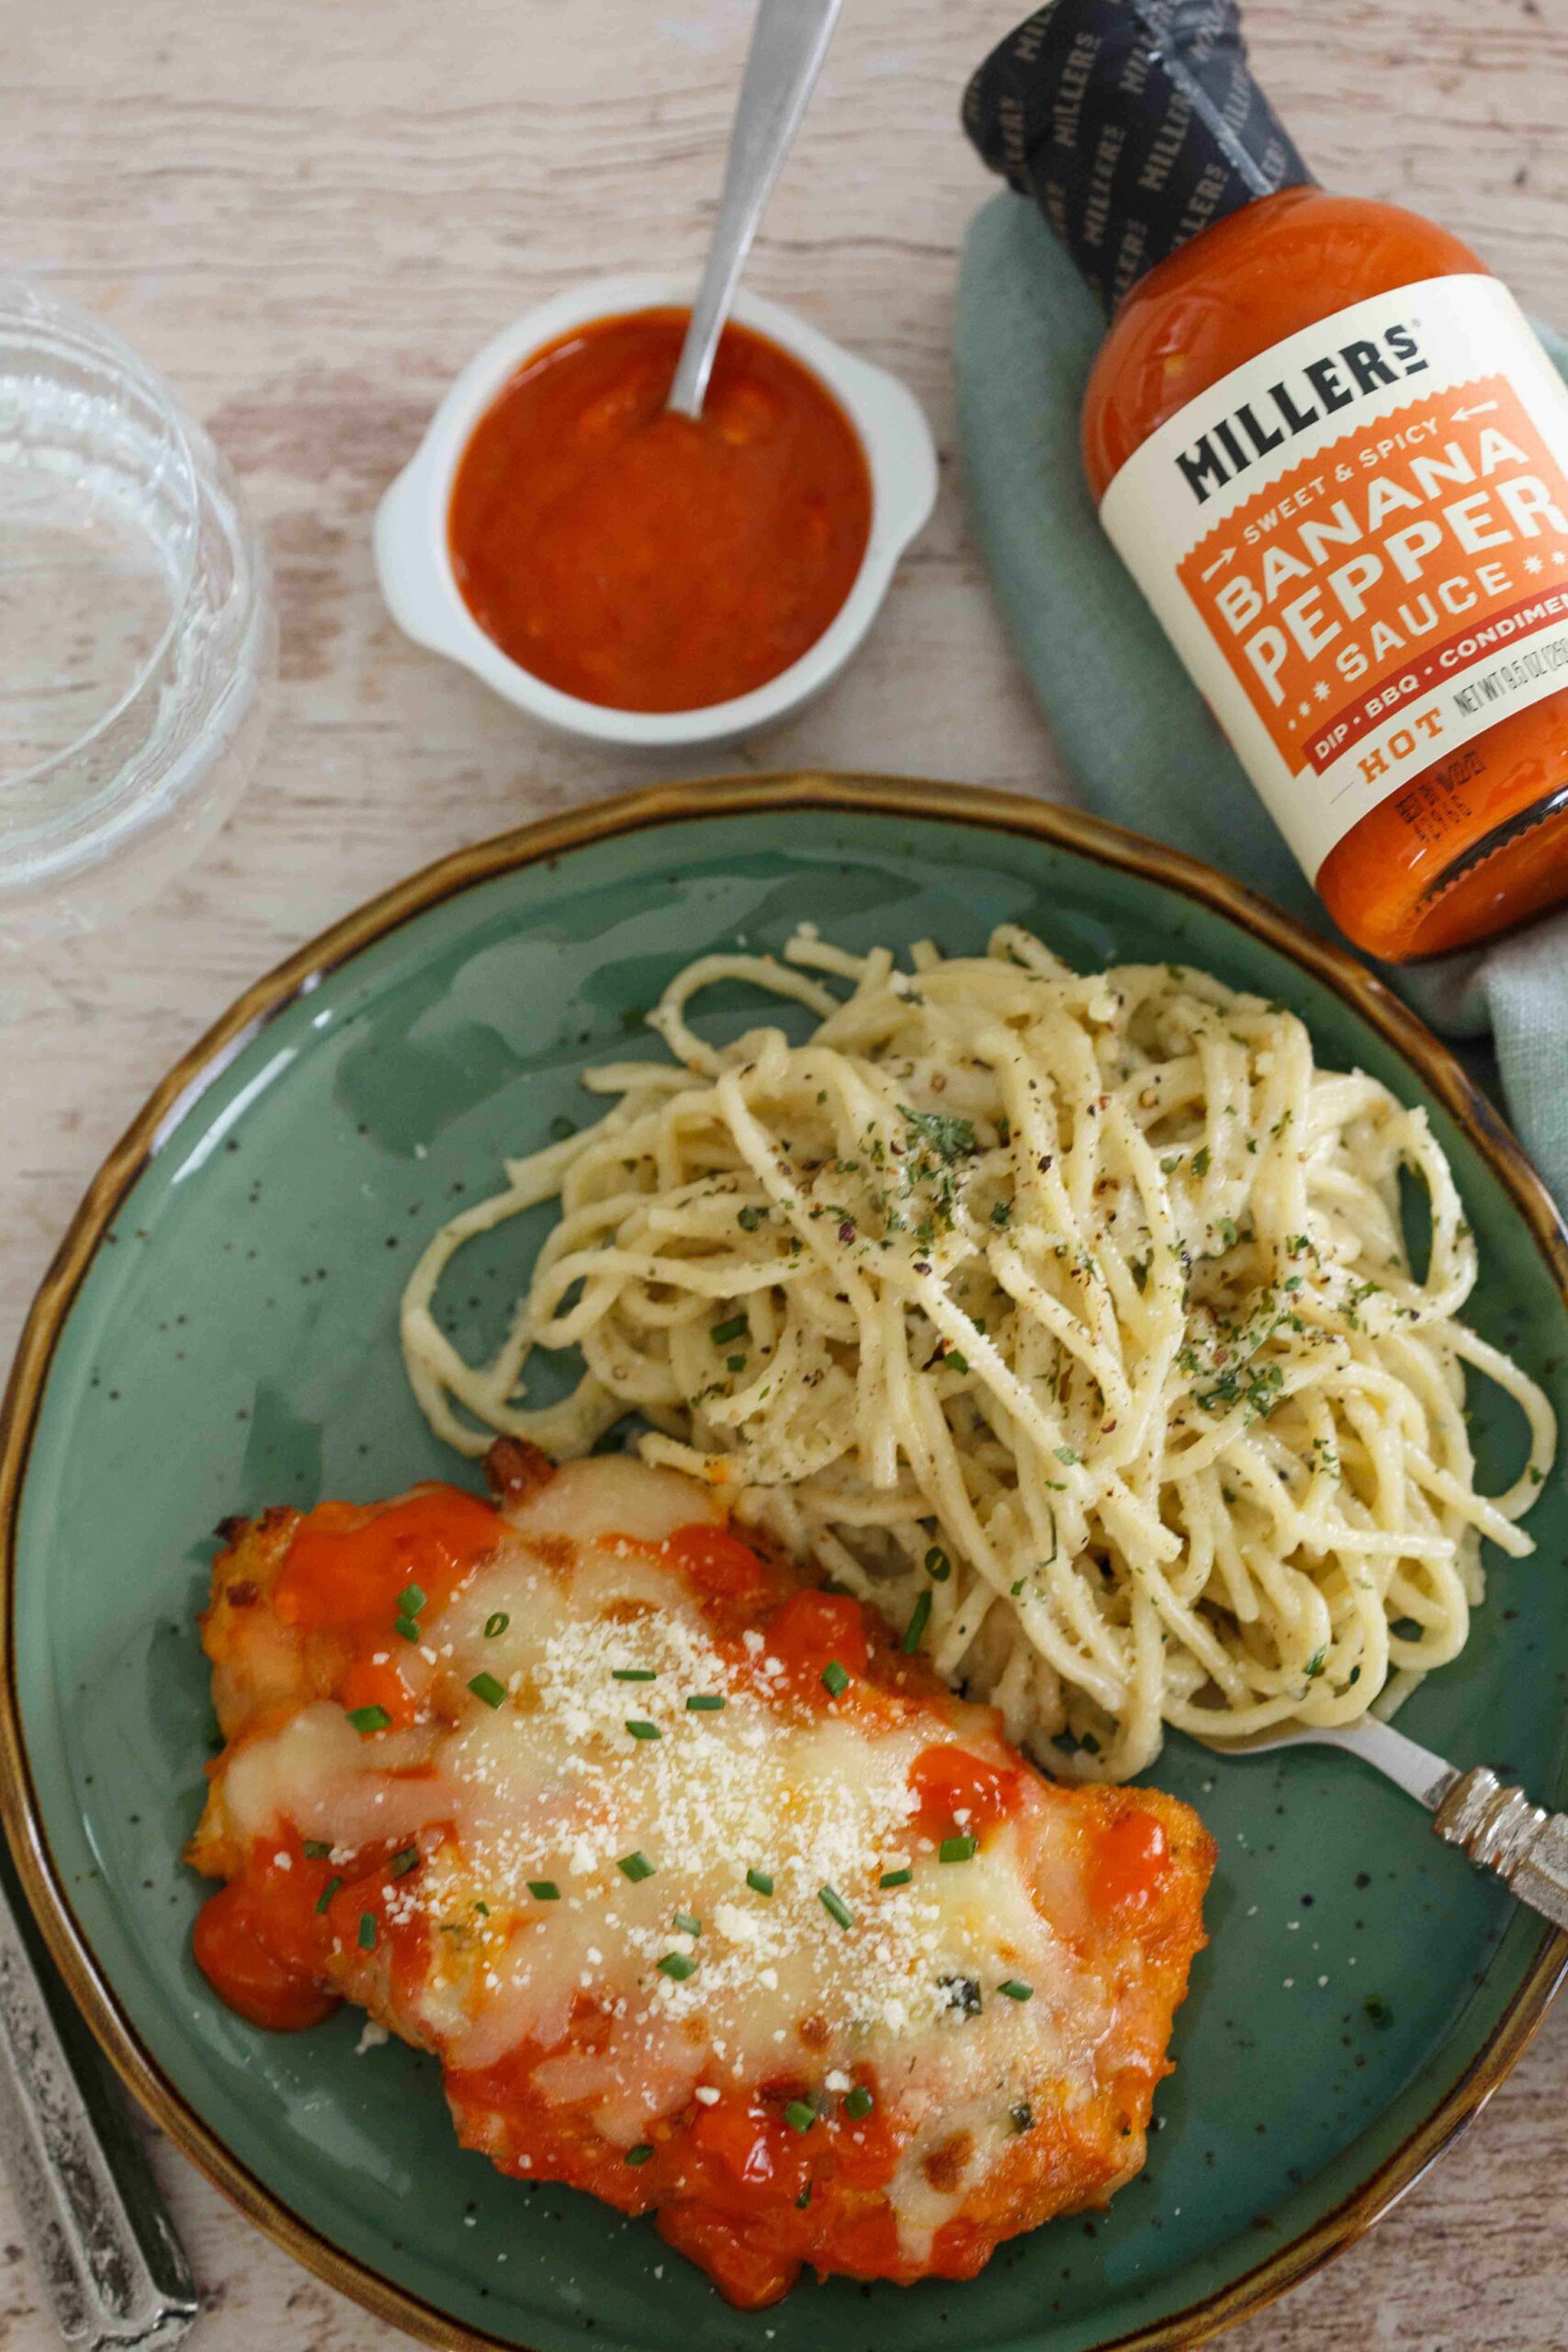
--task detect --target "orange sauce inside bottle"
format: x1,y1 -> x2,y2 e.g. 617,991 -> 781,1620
1082,186 -> 1568,961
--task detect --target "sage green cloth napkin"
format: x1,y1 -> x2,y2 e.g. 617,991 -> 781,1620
955,191 -> 1568,1217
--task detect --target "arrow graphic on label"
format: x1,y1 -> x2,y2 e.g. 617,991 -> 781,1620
1199,548 -> 1236,581
1450,401 -> 1500,421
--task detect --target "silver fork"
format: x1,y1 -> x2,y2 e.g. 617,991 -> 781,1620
1207,1716 -> 1568,1930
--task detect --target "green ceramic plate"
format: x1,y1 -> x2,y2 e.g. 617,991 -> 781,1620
3,776 -> 1566,2352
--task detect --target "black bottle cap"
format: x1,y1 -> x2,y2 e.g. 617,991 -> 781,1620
963,0 -> 1314,312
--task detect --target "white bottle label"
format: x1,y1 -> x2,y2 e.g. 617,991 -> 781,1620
1099,275 -> 1568,880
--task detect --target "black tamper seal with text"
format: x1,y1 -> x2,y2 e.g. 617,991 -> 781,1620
963,0 -> 1313,312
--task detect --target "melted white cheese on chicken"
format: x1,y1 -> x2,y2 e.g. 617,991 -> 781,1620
212,1457 -> 1151,2257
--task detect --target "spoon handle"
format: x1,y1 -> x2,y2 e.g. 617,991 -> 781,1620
666,0 -> 843,418
1432,1767 -> 1568,1931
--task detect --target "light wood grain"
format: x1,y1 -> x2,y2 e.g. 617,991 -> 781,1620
2,0 -> 1565,2344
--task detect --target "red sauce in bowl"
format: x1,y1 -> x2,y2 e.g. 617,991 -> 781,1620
446,309 -> 873,713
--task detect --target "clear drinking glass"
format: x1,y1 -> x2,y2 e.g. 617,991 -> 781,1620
0,278 -> 275,939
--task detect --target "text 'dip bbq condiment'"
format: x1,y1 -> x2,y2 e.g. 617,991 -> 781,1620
966,0 -> 1568,960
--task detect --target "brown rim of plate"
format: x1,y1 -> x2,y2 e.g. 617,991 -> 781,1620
1,771 -> 1564,2352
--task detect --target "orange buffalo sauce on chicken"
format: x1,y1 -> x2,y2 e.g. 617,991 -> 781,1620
191,1866 -> 340,2032
188,1447 -> 1213,2307
274,1486 -> 502,1628
1088,1809 -> 1172,1917
968,1 -> 1568,960
272,1483 -> 502,1727
447,310 -> 872,715
908,1745 -> 1023,1844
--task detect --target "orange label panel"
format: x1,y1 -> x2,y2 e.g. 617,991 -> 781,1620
1178,374 -> 1568,776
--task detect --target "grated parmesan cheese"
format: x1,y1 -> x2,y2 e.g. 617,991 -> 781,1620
219,1455 -> 1126,2261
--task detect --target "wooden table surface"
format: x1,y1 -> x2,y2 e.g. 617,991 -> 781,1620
3,0 -> 1565,2344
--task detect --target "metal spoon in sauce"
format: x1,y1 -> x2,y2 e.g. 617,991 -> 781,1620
666,0 -> 843,419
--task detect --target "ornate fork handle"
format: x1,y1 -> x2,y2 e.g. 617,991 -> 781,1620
1433,1768 -> 1568,1931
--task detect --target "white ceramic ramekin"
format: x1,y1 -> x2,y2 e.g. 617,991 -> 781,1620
373,273 -> 938,749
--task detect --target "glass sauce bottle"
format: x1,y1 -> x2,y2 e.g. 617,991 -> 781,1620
967,0 -> 1568,962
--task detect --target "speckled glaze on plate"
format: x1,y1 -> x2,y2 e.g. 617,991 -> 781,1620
2,775 -> 1565,2352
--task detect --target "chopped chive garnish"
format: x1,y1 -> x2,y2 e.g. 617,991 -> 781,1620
795,2181 -> 813,2210
783,2100 -> 817,2134
710,1315 -> 748,1345
347,1703 -> 391,1734
818,1883 -> 855,1931
484,1611 -> 510,1639
389,1847 -> 419,1878
658,1952 -> 697,1981
902,1590 -> 931,1652
924,1545 -> 951,1581
726,1353 -> 748,1374
844,2085 -> 874,2120
625,2143 -> 655,2166
618,1851 -> 655,1882
315,1874 -> 343,1914
879,1867 -> 913,1889
397,1584 -> 426,1617
394,1615 -> 421,1644
738,1205 -> 764,1231
357,1913 -> 378,1951
672,1911 -> 702,1937
820,1659 -> 850,1697
998,1979 -> 1033,2002
528,1880 -> 560,1901
613,1667 -> 657,1681
626,1719 -> 662,1741
303,1839 -> 332,1860
746,1868 -> 773,1896
473,1900 -> 490,1917
940,1834 -> 978,1864
468,1672 -> 506,1710
686,1693 -> 725,1711
943,1351 -> 970,1375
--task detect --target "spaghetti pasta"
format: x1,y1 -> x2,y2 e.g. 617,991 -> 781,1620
400,924 -> 1555,1781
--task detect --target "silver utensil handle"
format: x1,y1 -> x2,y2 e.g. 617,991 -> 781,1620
0,1871 -> 196,2347
1433,1766 -> 1568,1932
665,0 -> 842,417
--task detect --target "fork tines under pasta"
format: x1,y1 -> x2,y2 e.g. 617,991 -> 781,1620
400,923 -> 1555,1781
